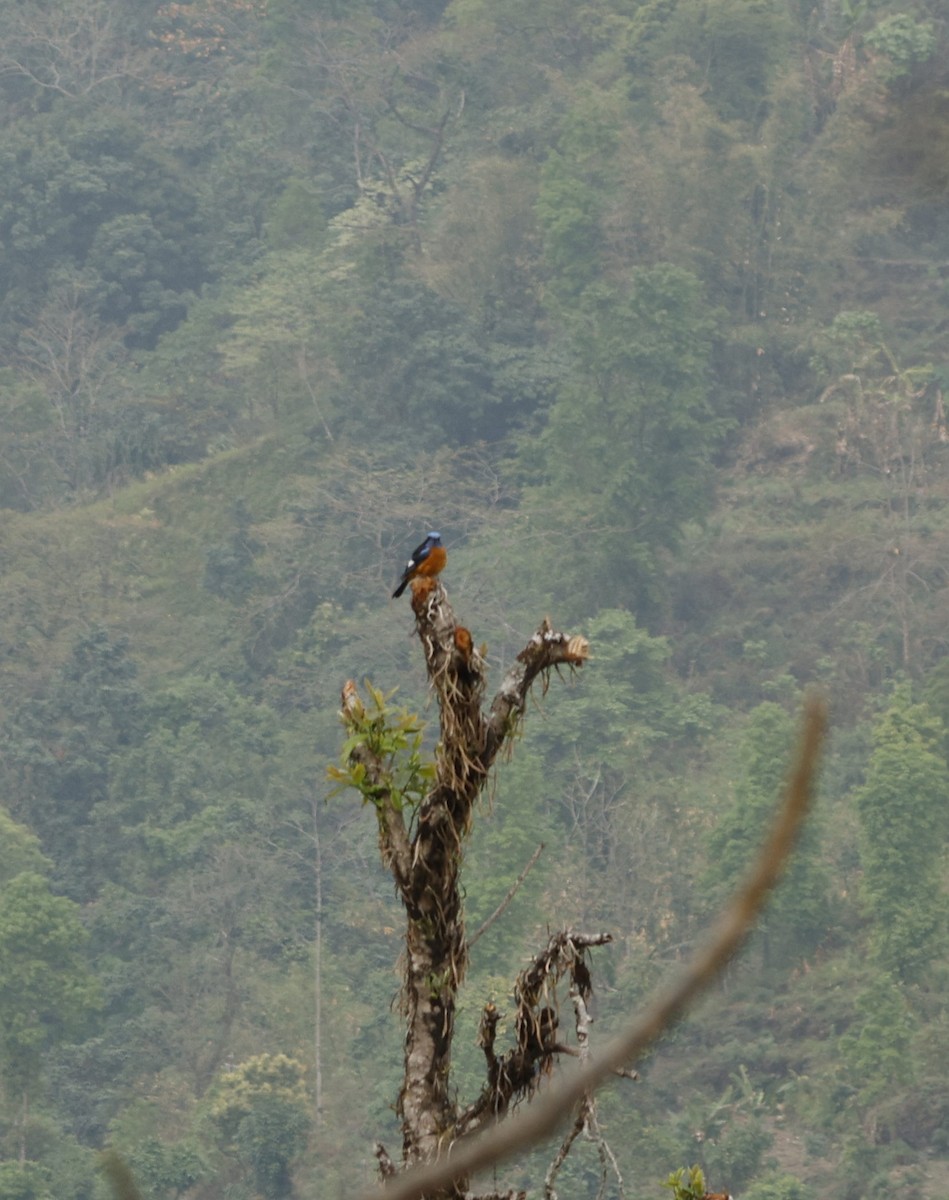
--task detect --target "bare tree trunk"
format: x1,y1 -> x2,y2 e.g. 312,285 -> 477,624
311,796 -> 324,1125
339,579 -> 589,1196
19,1089 -> 28,1165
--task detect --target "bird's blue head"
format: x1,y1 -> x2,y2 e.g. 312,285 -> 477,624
427,531 -> 441,544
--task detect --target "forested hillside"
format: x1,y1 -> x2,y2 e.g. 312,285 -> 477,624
0,1 -> 947,1197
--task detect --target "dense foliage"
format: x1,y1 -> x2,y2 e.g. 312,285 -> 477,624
0,0 -> 948,1197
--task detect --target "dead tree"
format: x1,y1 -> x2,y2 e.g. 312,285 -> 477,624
334,576 -> 605,1197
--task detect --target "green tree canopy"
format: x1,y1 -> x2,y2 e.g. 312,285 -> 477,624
855,688 -> 949,980
528,263 -> 726,618
0,872 -> 100,1098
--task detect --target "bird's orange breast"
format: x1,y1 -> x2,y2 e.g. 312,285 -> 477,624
415,545 -> 447,578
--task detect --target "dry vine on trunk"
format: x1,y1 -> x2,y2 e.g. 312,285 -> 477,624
332,576 -> 612,1198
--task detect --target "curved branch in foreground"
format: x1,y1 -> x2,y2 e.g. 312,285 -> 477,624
367,695 -> 827,1200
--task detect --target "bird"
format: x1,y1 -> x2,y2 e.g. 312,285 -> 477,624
392,531 -> 447,598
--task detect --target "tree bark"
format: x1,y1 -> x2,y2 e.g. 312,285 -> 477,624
340,579 -> 588,1194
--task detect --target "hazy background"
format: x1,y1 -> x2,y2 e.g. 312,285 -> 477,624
0,1 -> 947,1197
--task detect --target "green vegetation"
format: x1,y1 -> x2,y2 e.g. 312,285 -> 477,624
0,0 -> 948,1196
